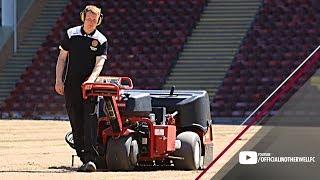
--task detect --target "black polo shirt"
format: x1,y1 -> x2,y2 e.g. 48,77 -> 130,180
59,25 -> 108,86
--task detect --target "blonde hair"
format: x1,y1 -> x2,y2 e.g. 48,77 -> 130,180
84,5 -> 101,16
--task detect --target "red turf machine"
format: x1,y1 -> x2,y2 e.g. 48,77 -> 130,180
66,76 -> 213,170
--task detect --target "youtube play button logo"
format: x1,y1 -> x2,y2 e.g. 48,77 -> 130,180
239,151 -> 258,164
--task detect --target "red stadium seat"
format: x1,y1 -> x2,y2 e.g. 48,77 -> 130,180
1,0 -> 207,118
212,0 -> 320,118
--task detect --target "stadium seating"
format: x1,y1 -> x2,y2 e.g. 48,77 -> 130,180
212,0 -> 320,119
1,0 -> 206,119
3,0 -> 318,121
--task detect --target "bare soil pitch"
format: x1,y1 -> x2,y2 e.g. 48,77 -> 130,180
0,120 -> 260,180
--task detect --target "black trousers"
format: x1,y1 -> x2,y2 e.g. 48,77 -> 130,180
64,83 -> 98,163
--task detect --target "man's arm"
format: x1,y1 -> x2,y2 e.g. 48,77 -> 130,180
55,49 -> 68,95
84,55 -> 106,83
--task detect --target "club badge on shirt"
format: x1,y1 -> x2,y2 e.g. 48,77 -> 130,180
90,39 -> 98,51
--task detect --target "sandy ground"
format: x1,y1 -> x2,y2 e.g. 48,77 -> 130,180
0,120 -> 261,180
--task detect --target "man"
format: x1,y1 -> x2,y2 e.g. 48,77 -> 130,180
55,5 -> 107,172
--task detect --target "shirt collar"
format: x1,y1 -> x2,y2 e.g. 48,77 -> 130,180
80,26 -> 96,37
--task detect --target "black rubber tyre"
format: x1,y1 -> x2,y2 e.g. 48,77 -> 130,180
65,131 -> 75,149
106,136 -> 138,171
94,156 -> 106,170
173,131 -> 201,170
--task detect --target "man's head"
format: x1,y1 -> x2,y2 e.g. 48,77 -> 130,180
80,5 -> 102,32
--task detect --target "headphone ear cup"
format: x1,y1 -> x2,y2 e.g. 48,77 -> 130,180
80,11 -> 85,22
97,14 -> 103,25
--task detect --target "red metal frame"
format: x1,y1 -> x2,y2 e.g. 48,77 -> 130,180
81,76 -> 133,100
130,117 -> 156,159
82,76 -> 178,161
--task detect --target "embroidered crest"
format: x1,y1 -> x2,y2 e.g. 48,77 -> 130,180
90,39 -> 98,51
92,39 -> 98,47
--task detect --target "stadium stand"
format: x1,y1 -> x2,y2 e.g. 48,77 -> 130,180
212,0 -> 320,123
1,0 -> 206,119
1,0 -> 319,122
0,0 -> 68,119
163,0 -> 261,100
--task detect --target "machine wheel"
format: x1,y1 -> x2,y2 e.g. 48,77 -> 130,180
106,136 -> 138,171
65,131 -> 75,149
173,131 -> 201,170
95,155 -> 107,170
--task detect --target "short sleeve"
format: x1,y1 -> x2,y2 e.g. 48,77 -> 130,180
97,40 -> 108,59
59,31 -> 70,51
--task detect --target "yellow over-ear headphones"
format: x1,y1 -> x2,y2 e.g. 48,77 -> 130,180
80,5 -> 103,25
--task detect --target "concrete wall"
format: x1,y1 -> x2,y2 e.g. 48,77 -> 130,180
17,0 -> 34,22
0,0 -> 34,48
0,0 -> 48,71
1,0 -> 33,25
